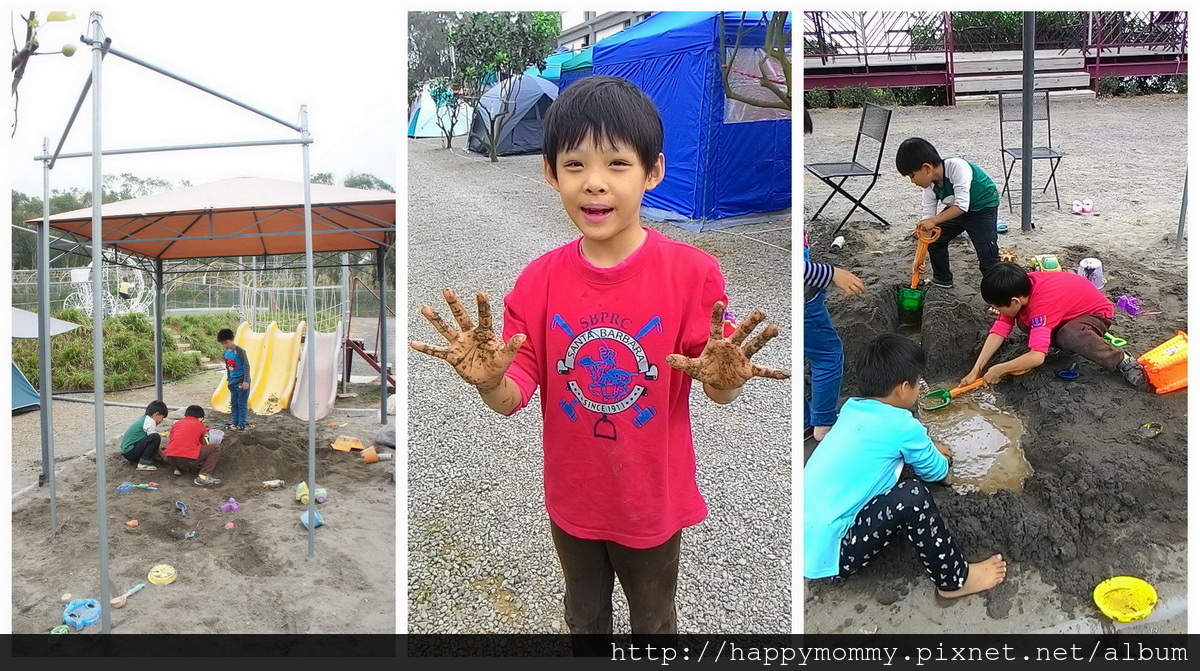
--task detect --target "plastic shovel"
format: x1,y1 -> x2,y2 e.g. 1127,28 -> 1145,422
909,226 -> 942,290
110,583 -> 145,609
1103,332 -> 1128,348
920,369 -> 1030,411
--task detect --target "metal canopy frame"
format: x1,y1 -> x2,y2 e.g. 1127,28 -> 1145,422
31,13 -> 393,635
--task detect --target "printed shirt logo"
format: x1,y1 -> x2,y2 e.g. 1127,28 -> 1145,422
553,313 -> 662,440
1030,315 -> 1047,327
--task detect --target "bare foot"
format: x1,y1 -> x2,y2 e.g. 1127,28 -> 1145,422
937,554 -> 1007,599
813,425 -> 832,441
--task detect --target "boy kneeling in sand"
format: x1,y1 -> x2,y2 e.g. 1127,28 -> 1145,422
164,405 -> 223,486
805,334 -> 1006,599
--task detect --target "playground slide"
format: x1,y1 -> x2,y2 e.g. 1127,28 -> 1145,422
291,321 -> 344,422
247,321 -> 305,416
210,322 -> 274,414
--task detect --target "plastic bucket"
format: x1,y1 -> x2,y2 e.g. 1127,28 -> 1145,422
207,429 -> 225,444
1077,258 -> 1104,289
898,288 -> 924,325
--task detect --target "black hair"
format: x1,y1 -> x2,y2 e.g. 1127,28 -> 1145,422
980,262 -> 1033,306
543,75 -> 663,179
185,405 -> 205,419
217,328 -> 235,342
895,137 -> 943,176
856,333 -> 926,398
146,400 -> 169,417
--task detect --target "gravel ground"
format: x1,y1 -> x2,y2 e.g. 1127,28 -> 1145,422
407,137 -> 793,634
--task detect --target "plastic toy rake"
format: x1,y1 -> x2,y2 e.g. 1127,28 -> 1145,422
920,369 -> 1030,411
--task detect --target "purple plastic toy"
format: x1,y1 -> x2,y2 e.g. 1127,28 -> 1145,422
1117,295 -> 1142,316
219,498 -> 240,513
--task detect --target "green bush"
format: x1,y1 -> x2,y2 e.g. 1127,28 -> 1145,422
1097,74 -> 1188,98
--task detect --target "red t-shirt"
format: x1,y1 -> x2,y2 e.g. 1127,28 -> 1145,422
988,271 -> 1115,353
501,228 -> 731,549
164,416 -> 207,460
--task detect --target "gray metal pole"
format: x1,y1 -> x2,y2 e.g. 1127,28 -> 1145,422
1176,171 -> 1185,253
1021,12 -> 1035,232
88,11 -> 113,635
38,137 -> 58,530
301,105 -> 318,557
341,253 -> 350,394
155,258 -> 164,401
40,137 -> 311,162
377,246 -> 389,425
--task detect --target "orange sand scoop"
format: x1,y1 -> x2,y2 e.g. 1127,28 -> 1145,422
125,520 -> 139,527
362,446 -> 379,463
331,436 -> 365,451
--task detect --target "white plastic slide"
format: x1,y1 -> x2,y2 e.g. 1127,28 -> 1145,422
211,322 -> 272,414
248,321 -> 305,416
291,321 -> 344,422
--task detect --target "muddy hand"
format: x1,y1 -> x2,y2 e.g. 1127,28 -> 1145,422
665,302 -> 789,391
410,288 -> 526,389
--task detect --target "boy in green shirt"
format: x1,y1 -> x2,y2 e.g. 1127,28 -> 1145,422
896,137 -> 1001,289
120,400 -> 168,471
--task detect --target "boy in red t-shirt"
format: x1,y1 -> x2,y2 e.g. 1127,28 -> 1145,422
963,262 -> 1147,389
164,405 -> 224,486
410,76 -> 789,637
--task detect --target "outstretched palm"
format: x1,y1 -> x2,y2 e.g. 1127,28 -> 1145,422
666,302 -> 789,390
410,288 -> 526,390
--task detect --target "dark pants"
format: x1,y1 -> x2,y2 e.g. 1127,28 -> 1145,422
228,379 -> 249,427
928,206 -> 1000,285
838,478 -> 967,591
165,443 -> 223,476
121,433 -> 161,466
549,520 -> 680,642
1018,313 -> 1124,370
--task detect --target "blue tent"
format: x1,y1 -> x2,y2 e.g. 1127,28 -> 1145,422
593,12 -> 791,224
13,363 -> 39,415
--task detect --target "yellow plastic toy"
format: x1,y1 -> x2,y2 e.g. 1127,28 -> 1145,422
1093,576 -> 1157,622
1028,254 -> 1063,272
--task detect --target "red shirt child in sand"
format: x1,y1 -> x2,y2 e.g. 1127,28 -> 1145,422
164,405 -> 225,486
409,76 -> 789,638
963,262 -> 1147,389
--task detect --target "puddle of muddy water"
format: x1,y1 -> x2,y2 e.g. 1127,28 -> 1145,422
919,391 -> 1030,495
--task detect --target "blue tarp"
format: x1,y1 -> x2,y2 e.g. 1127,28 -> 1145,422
523,51 -> 577,82
592,12 -> 791,222
13,363 -> 39,415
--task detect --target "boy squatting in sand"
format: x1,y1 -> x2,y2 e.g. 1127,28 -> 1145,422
411,76 -> 789,635
805,334 -> 1006,598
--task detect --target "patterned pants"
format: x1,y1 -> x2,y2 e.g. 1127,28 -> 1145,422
837,478 -> 967,591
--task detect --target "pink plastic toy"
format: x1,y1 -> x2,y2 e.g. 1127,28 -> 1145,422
219,498 -> 240,513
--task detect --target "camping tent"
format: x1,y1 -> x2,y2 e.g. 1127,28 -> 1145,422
557,47 -> 594,92
523,50 -> 577,84
12,364 -> 39,415
11,307 -> 81,414
407,84 -> 473,139
593,12 -> 791,223
468,75 -> 559,156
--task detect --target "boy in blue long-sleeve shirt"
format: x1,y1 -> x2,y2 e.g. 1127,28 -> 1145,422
804,334 -> 1007,599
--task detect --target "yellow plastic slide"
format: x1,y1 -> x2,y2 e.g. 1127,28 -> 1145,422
210,322 -> 273,414
248,321 -> 305,416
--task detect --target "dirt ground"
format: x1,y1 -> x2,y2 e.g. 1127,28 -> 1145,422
803,95 -> 1187,633
10,371 -> 396,634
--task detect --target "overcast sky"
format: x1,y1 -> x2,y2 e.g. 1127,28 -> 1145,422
6,3 -> 400,196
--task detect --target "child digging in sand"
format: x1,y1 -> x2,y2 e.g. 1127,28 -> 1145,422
804,334 -> 1007,599
411,76 -> 789,636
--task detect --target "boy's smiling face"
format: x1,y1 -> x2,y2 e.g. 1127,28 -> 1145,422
544,134 -> 665,261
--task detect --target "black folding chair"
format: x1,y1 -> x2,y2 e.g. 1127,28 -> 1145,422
805,103 -> 893,237
998,90 -> 1064,212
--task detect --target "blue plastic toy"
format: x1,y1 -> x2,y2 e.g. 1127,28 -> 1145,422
62,599 -> 101,630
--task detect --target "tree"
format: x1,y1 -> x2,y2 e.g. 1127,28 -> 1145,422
407,12 -> 460,106
311,172 -> 335,185
719,12 -> 791,112
449,11 -> 560,162
343,172 -> 395,193
427,75 -> 468,150
11,11 -> 78,137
